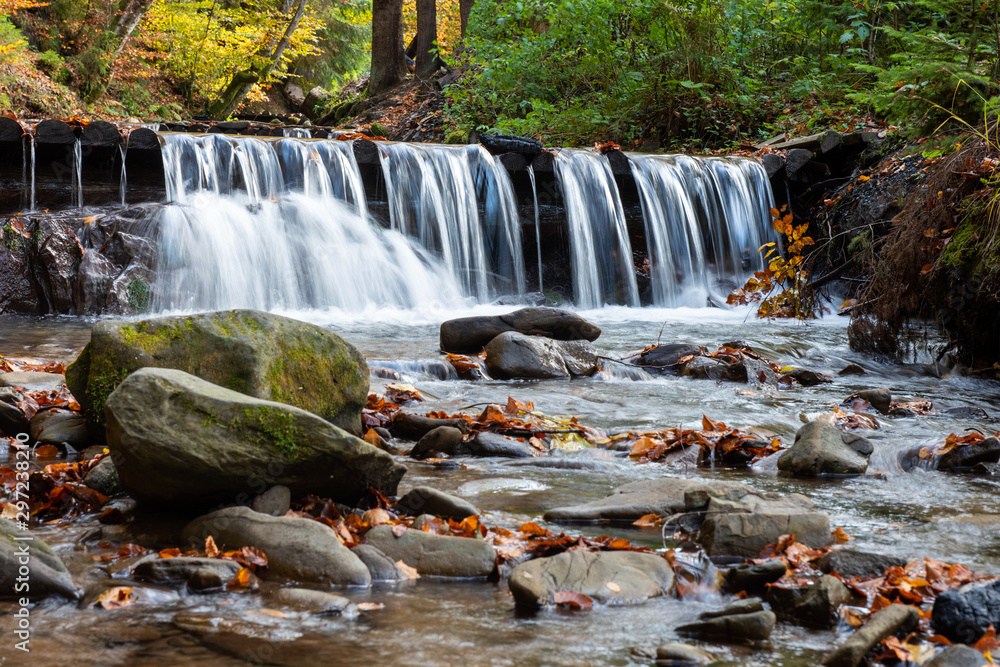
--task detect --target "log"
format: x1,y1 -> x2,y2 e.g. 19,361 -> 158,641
479,132 -> 544,158
0,116 -> 24,142
35,119 -> 77,144
81,120 -> 123,146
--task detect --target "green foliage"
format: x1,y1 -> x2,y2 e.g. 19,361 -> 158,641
291,0 -> 372,90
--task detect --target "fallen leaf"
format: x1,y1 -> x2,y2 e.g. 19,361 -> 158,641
552,590 -> 593,610
205,535 -> 220,558
632,514 -> 661,527
94,586 -> 136,609
395,560 -> 421,579
356,602 -> 384,611
605,581 -> 621,592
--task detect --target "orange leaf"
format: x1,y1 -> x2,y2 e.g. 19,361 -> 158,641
94,586 -> 136,609
552,590 -> 593,610
205,535 -> 220,558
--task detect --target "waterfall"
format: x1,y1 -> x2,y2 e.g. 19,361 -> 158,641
283,127 -> 312,138
118,144 -> 127,207
28,134 -> 35,212
527,164 -> 543,293
21,135 -> 28,211
72,138 -> 83,208
554,149 -> 639,308
628,154 -> 776,306
377,142 -> 525,301
154,132 -> 464,313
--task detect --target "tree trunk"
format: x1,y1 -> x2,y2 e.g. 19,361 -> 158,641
370,0 -> 407,93
110,0 -> 155,50
208,0 -> 308,119
415,0 -> 437,70
81,0 -> 155,102
460,0 -> 475,37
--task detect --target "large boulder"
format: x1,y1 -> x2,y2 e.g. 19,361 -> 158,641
766,575 -> 853,628
66,309 -> 369,435
937,437 -> 1000,471
0,518 -> 78,600
30,408 -> 88,448
182,506 -> 371,587
697,490 -> 831,557
633,343 -> 702,372
394,487 -> 480,521
364,525 -> 496,577
0,371 -> 65,392
104,368 -> 405,508
484,332 -> 598,379
508,550 -> 674,608
440,307 -> 601,354
814,548 -> 906,579
777,421 -> 873,475
932,579 -> 1000,643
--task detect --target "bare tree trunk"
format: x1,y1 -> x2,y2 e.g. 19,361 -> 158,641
415,0 -> 437,71
460,0 -> 474,37
370,0 -> 407,93
111,0 -> 155,52
208,0 -> 308,119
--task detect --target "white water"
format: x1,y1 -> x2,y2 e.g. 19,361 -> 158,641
118,144 -> 127,206
527,164 -> 543,293
72,138 -> 83,208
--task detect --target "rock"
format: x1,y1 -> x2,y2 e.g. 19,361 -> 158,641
182,506 -> 371,587
972,462 -> 1000,475
937,437 -> 1000,471
0,371 -> 65,392
394,486 -> 480,520
30,409 -> 88,448
847,388 -> 891,415
761,154 -> 785,179
0,518 -> 78,600
544,478 -> 750,523
364,525 -> 496,577
932,579 -> 1000,643
698,491 -> 831,557
251,485 -> 291,517
676,610 -> 776,642
838,364 -> 866,375
785,148 -> 816,178
766,575 -> 852,628
558,340 -> 600,376
509,550 -> 674,608
65,309 -> 369,435
187,568 -> 225,592
0,400 -> 28,438
822,604 -> 920,667
409,426 -> 466,459
469,431 -> 534,458
82,456 -> 120,496
682,356 -> 745,382
440,307 -> 601,354
701,598 -> 764,617
784,368 -> 833,386
925,645 -> 991,667
98,496 -> 138,525
944,407 -> 990,419
392,414 -> 470,440
744,357 -> 779,390
304,87 -> 332,117
271,588 -> 353,614
634,344 -> 702,372
133,557 -> 241,584
814,548 -> 906,579
723,558 -> 787,593
105,368 -> 404,508
655,643 -> 715,665
777,421 -> 873,476
350,544 -> 404,581
484,331 -> 597,379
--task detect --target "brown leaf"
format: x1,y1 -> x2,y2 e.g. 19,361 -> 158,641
205,535 -> 220,558
552,590 -> 593,610
93,586 -> 136,609
394,560 -> 420,579
356,602 -> 385,611
632,514 -> 661,527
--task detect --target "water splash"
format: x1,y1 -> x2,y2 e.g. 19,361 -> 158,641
377,142 -> 525,301
554,149 -> 639,308
527,164 -> 543,293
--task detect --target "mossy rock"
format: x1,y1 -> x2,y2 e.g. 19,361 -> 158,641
66,309 -> 369,438
105,368 -> 405,509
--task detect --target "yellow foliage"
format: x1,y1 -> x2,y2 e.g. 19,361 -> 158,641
402,0 -> 463,57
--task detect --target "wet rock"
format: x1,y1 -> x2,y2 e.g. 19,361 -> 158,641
484,331 -> 597,379
440,307 -> 601,354
847,388 -> 891,414
937,437 -> 1000,471
105,368 -> 404,508
814,548 -> 906,579
133,557 -> 241,584
777,421 -> 873,476
972,462 -> 1000,475
0,227 -> 38,314
745,357 -> 779,390
704,598 -> 764,617
251,485 -> 291,517
944,407 -> 990,419
99,496 -> 138,525
187,568 -> 224,592
410,426 -> 466,459
723,558 -> 787,593
0,399 -> 28,437
66,309 -> 369,435
392,413 -> 470,439
676,609 -> 776,642
822,603 -> 920,667
271,588 -> 354,614
469,431 -> 534,458
838,364 -> 866,375
0,371 -> 65,392
82,456 -> 120,496
698,491 -> 831,557
655,643 -> 715,665
505,458 -> 617,472
182,506 -> 371,587
509,550 -> 674,608
350,544 -> 404,581
925,645 -> 991,667
30,408 -> 88,448
394,486 -> 480,520
364,525 -> 496,577
634,344 -> 702,372
543,478 -> 735,523
765,575 -> 852,628
0,517 -> 78,600
682,356 -> 746,382
932,579 -> 1000,643
35,219 -> 80,313
783,368 -> 833,386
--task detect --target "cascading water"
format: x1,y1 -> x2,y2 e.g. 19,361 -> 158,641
154,133 -> 464,313
72,138 -> 83,208
554,149 -> 639,308
629,154 -> 776,306
377,142 -> 525,301
28,134 -> 35,212
527,164 -> 543,293
282,127 -> 312,138
118,144 -> 127,206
